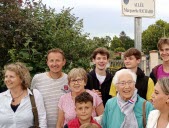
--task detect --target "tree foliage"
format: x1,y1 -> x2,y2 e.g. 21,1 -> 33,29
142,20 -> 169,53
119,31 -> 134,50
110,32 -> 134,52
110,36 -> 122,51
0,0 -> 94,88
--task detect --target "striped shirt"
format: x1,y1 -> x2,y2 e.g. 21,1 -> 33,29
31,72 -> 68,128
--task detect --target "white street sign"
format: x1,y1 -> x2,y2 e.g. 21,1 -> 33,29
122,0 -> 155,18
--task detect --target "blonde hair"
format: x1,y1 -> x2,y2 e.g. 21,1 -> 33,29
3,62 -> 31,89
68,68 -> 87,83
157,38 -> 169,50
157,77 -> 169,95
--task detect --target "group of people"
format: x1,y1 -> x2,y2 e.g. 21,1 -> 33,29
0,37 -> 169,128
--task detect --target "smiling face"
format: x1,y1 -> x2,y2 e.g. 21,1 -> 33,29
4,70 -> 22,90
124,55 -> 140,69
116,73 -> 135,101
75,101 -> 93,123
159,44 -> 169,63
151,82 -> 169,110
47,52 -> 66,73
92,53 -> 108,71
69,77 -> 86,94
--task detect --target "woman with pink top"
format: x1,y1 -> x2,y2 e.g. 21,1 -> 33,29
56,68 -> 104,128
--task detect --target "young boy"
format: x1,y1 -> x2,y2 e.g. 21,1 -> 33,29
150,38 -> 169,84
85,47 -> 113,106
109,48 -> 154,101
64,92 -> 101,128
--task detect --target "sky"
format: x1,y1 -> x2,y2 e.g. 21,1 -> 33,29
41,0 -> 169,39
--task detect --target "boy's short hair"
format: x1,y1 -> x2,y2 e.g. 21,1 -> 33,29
75,92 -> 93,105
124,48 -> 141,60
46,48 -> 65,60
91,47 -> 110,59
157,38 -> 169,50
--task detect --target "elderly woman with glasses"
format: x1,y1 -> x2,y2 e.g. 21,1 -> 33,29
56,68 -> 104,128
101,69 -> 154,128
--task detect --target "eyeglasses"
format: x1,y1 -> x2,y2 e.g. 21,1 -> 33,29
70,78 -> 83,84
117,80 -> 135,86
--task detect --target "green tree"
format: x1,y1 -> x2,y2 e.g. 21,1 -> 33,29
92,36 -> 111,49
110,36 -> 122,51
119,31 -> 134,50
114,47 -> 125,52
142,20 -> 169,53
0,0 -> 34,87
0,0 -> 93,78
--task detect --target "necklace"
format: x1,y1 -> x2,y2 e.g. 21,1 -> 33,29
49,72 -> 62,79
11,90 -> 24,102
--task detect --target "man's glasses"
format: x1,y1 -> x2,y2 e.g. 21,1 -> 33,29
70,78 -> 83,84
117,80 -> 135,86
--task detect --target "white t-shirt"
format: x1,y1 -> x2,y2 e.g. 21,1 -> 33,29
96,73 -> 106,85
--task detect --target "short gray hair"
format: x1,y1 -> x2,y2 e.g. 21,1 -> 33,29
112,69 -> 137,86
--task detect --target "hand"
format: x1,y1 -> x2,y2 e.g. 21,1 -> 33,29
92,89 -> 102,98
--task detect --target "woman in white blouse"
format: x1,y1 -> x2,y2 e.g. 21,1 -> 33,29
0,62 -> 47,128
147,77 -> 169,128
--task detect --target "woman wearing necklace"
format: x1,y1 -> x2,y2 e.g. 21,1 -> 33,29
0,62 -> 47,128
56,68 -> 104,128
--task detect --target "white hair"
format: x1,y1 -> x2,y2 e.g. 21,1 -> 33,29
112,69 -> 137,86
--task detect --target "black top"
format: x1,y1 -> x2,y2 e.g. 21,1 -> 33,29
0,86 -> 7,93
11,104 -> 20,112
64,124 -> 68,128
150,64 -> 162,84
85,69 -> 113,106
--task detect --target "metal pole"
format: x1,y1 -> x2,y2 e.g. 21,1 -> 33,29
134,17 -> 142,51
164,28 -> 166,37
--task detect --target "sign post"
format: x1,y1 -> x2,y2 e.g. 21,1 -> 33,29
134,17 -> 142,51
121,0 -> 155,51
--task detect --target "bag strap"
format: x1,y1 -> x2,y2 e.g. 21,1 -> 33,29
30,89 -> 39,127
142,100 -> 147,128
